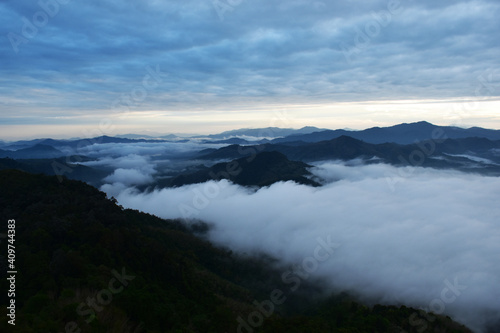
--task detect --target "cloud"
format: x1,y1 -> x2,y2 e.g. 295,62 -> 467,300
1,0 -> 499,130
82,142 -> 227,194
78,141 -> 222,158
83,153 -> 155,169
82,153 -> 157,191
77,141 -> 227,179
105,162 -> 500,332
103,168 -> 154,186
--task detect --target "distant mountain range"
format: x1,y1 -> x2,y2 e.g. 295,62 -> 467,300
271,121 -> 500,145
0,144 -> 64,159
193,126 -> 326,140
203,137 -> 268,145
113,127 -> 326,142
0,136 -> 170,152
1,121 -> 500,187
3,121 -> 500,152
197,136 -> 500,175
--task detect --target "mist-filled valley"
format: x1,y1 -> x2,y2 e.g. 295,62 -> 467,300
106,160 -> 500,333
1,122 -> 500,332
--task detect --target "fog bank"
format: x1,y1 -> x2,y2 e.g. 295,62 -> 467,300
104,162 -> 500,332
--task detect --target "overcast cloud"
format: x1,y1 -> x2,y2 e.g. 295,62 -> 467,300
1,0 -> 499,137
104,162 -> 500,332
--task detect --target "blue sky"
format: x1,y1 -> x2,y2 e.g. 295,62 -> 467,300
1,0 -> 499,139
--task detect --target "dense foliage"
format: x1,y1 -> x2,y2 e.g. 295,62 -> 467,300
0,170 -> 473,332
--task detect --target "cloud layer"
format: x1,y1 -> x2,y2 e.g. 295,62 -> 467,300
1,0 -> 499,135
106,162 -> 500,332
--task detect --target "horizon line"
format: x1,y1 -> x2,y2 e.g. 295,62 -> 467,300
1,120 -> 499,142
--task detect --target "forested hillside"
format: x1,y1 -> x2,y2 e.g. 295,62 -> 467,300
0,170 -> 473,332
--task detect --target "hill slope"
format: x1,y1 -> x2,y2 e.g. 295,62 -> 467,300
0,170 -> 474,333
0,144 -> 65,159
166,151 -> 319,187
0,157 -> 108,186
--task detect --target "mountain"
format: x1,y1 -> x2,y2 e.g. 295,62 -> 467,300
2,136 -> 171,152
0,156 -> 109,185
206,137 -> 253,145
197,126 -> 325,140
272,121 -> 500,145
160,134 -> 186,140
0,144 -> 65,159
0,138 -> 51,150
434,137 -> 500,154
198,136 -> 500,174
198,136 -> 398,162
164,151 -> 320,187
117,134 -> 189,141
115,133 -> 157,139
68,135 -> 164,146
0,169 -> 474,333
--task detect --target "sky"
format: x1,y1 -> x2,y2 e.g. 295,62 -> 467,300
1,0 -> 500,139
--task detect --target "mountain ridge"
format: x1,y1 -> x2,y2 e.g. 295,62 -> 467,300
271,121 -> 500,145
162,151 -> 320,188
0,144 -> 64,159
198,135 -> 500,175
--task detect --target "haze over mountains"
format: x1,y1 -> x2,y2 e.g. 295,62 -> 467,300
3,121 -> 500,150
1,121 -> 500,186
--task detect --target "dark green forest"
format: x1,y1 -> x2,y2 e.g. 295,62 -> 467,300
0,169 -> 473,332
